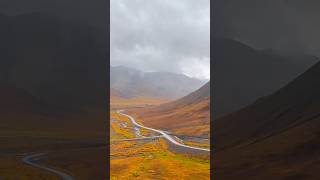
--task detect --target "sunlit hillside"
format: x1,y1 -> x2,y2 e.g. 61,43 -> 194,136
129,82 -> 210,138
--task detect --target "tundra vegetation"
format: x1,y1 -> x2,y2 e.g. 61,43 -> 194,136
110,112 -> 210,179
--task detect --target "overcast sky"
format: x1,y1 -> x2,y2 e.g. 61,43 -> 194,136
110,0 -> 210,80
213,0 -> 320,58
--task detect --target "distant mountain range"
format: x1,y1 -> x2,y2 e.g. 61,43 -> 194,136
214,55 -> 320,179
213,39 -> 318,118
110,66 -> 206,99
110,88 -> 130,99
130,82 -> 210,138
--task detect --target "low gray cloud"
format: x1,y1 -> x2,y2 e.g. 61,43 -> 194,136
213,0 -> 320,57
111,0 -> 210,80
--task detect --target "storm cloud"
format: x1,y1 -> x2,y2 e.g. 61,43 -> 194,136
213,0 -> 320,57
110,0 -> 210,80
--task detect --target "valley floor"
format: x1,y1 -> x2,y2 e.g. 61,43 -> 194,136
0,110 -> 107,179
110,111 -> 210,179
0,136 -> 106,179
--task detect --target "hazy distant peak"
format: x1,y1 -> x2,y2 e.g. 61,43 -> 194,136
111,65 -> 206,81
110,65 -> 205,99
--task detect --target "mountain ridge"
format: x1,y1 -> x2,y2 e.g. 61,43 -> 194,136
130,82 -> 210,138
110,65 -> 206,100
214,60 -> 320,179
212,38 -> 318,119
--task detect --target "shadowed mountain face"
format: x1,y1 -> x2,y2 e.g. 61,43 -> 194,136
131,82 -> 210,138
213,39 -> 318,118
214,61 -> 320,179
0,4 -> 107,179
0,13 -> 106,110
0,84 -> 49,113
111,66 -> 205,99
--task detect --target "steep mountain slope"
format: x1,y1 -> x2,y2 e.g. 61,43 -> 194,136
0,83 -> 63,132
0,9 -> 107,179
0,84 -> 51,113
212,39 -> 318,118
214,61 -> 320,179
130,82 -> 210,138
110,66 -> 205,99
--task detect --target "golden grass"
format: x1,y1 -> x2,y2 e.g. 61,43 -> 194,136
111,137 -> 210,179
110,122 -> 135,139
111,96 -> 170,108
110,112 -> 136,139
140,127 -> 151,136
174,125 -> 210,138
184,141 -> 210,149
110,110 -> 210,179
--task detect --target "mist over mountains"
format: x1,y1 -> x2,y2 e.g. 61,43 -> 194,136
214,1 -> 320,178
213,0 -> 320,119
213,0 -> 320,57
213,39 -> 318,118
110,66 -> 206,99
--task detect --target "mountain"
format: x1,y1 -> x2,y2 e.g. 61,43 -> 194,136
110,66 -> 205,100
0,83 -> 51,114
110,88 -> 130,99
214,61 -> 320,179
130,82 -> 210,138
0,13 -> 106,109
157,81 -> 210,110
0,5 -> 107,179
212,39 -> 318,118
0,12 -> 107,140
